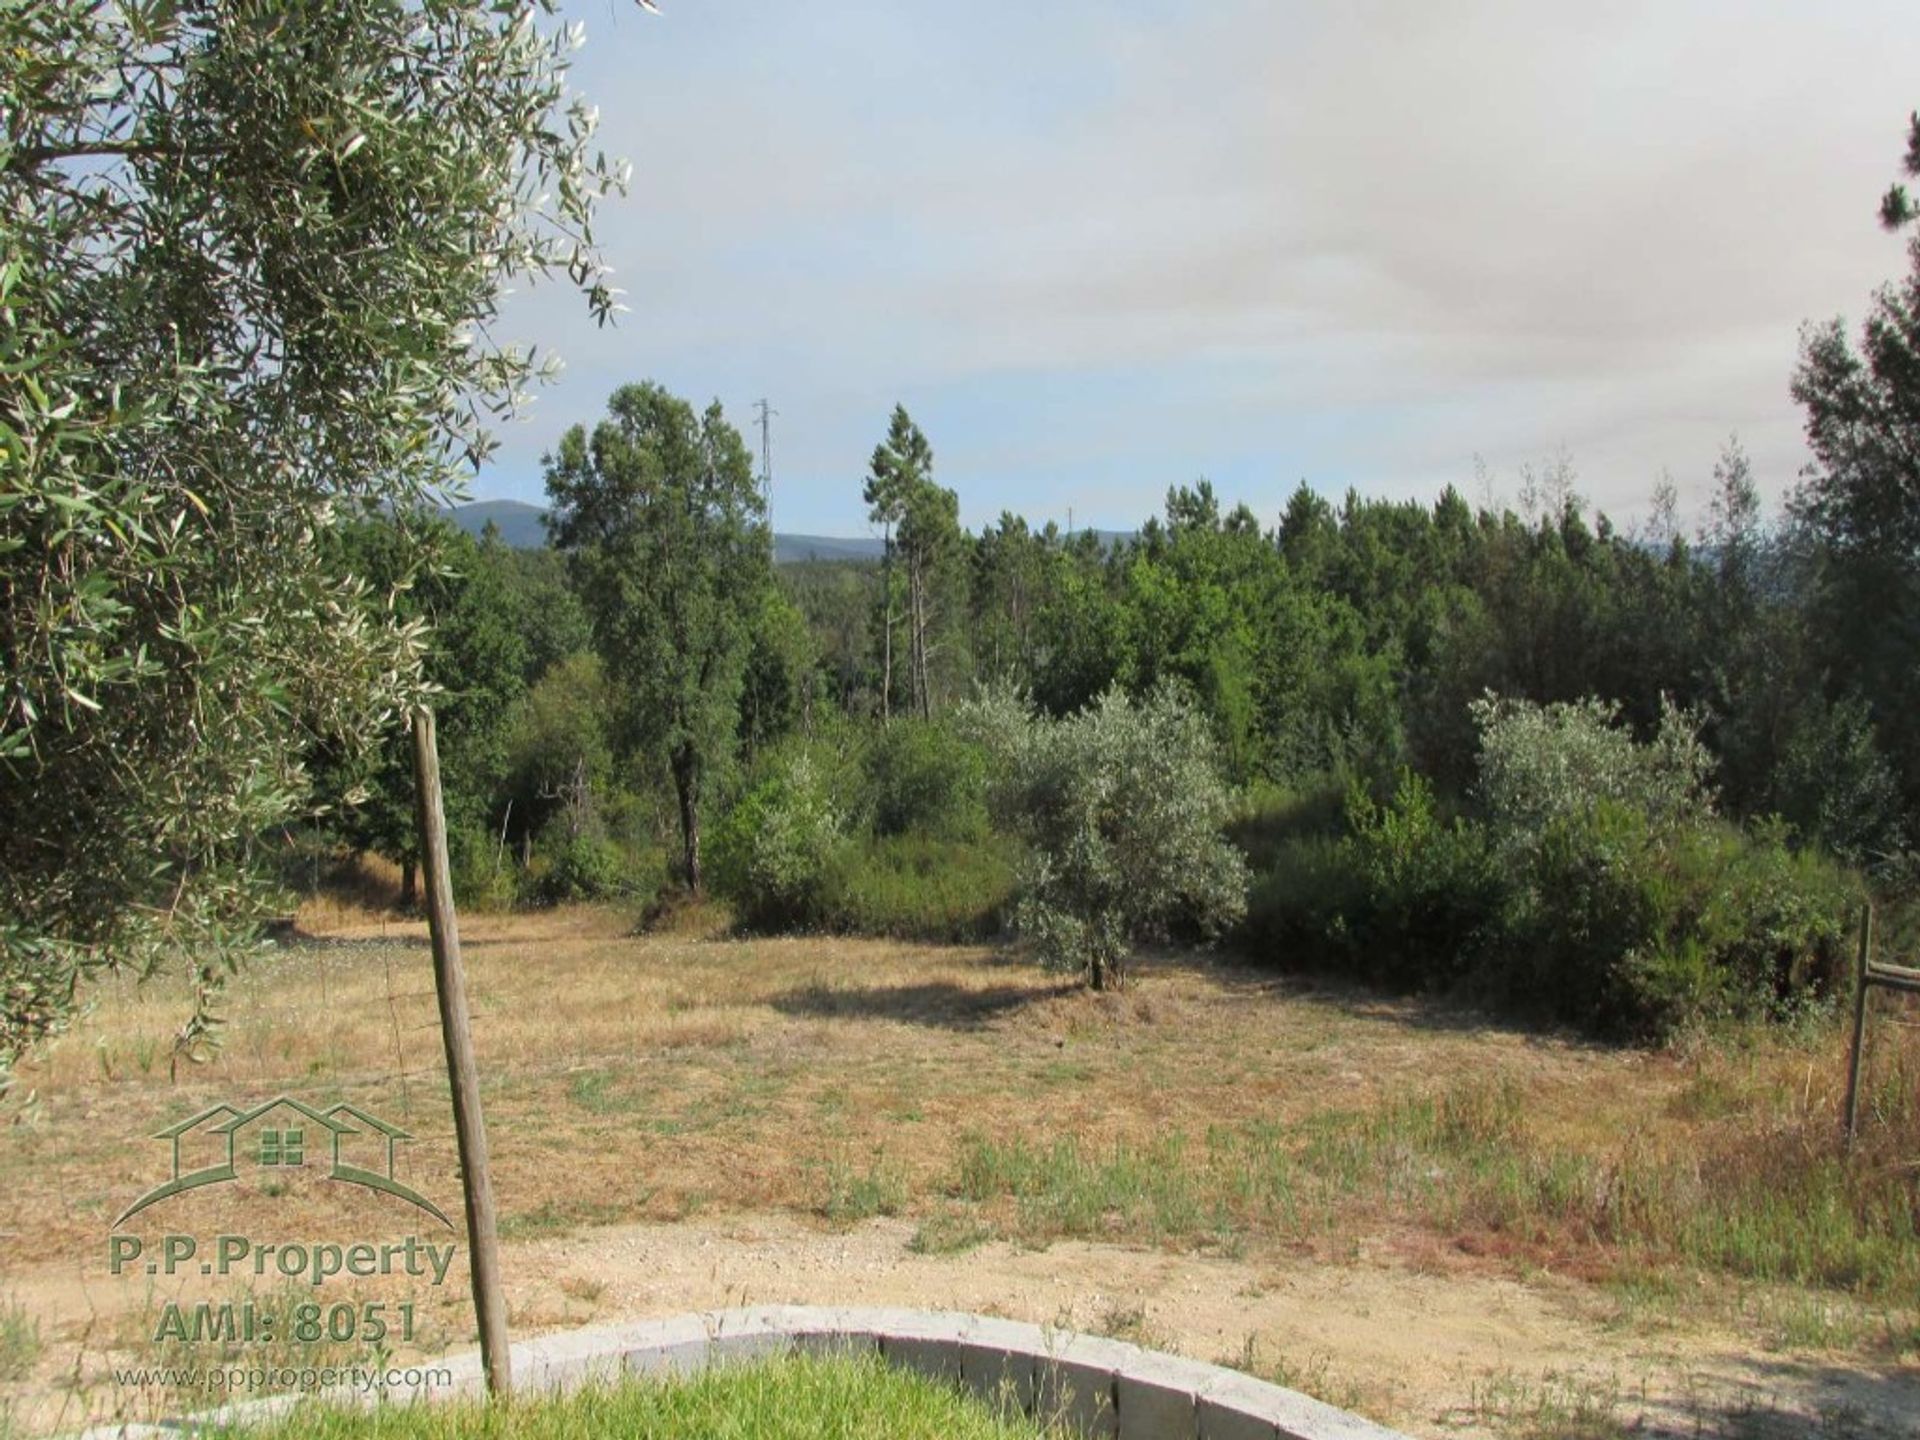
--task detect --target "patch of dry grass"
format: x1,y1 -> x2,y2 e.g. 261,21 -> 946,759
3,908 -> 1915,1364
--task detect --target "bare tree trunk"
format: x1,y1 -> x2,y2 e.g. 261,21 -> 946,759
906,552 -> 921,719
672,747 -> 702,893
909,548 -> 932,720
879,525 -> 895,725
919,564 -> 931,720
400,859 -> 419,910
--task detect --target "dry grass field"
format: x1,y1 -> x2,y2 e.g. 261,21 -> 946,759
1,898 -> 1916,1437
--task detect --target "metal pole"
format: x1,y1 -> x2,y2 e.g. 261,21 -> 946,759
754,397 -> 776,543
412,707 -> 512,1396
1843,904 -> 1872,1148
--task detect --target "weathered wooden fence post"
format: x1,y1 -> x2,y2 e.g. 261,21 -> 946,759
413,707 -> 513,1396
1842,904 -> 1920,1149
1843,905 -> 1873,1146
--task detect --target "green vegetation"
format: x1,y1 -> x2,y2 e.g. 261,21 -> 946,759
208,1354 -> 1054,1440
257,168 -> 1920,1034
273,325 -> 1904,1039
546,383 -> 774,894
0,0 -> 620,1090
709,717 -> 1016,939
818,1151 -> 908,1223
0,1295 -> 37,1382
10,3 -> 1920,1076
1244,701 -> 1862,1038
948,1072 -> 1920,1300
969,686 -> 1249,991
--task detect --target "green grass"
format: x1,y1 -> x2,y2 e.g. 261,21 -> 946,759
817,1152 -> 907,1223
498,1198 -> 632,1242
207,1353 -> 1056,1440
1469,1370 -> 1628,1440
908,1207 -> 994,1255
954,1131 -> 1234,1245
818,835 -> 1018,942
566,1069 -> 644,1116
0,1296 -> 38,1382
948,1077 -> 1920,1302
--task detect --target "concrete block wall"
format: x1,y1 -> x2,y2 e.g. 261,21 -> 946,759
77,1305 -> 1412,1440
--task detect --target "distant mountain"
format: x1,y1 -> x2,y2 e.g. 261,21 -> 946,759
446,499 -> 549,549
442,501 -> 1127,564
774,533 -> 886,564
444,501 -> 889,565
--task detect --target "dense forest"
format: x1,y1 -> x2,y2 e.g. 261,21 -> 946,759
307,227 -> 1920,1040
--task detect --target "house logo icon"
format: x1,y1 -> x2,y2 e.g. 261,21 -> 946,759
114,1095 -> 452,1229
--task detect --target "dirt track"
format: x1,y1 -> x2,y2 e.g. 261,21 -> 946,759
509,1213 -> 1920,1438
12,1207 -> 1915,1438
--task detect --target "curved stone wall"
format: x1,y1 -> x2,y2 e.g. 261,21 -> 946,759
80,1305 -> 1412,1440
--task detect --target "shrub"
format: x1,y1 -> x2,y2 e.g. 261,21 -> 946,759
502,652 -> 618,845
710,753 -> 846,929
817,835 -> 1018,941
532,831 -> 631,905
987,686 -> 1249,990
1239,696 -> 1863,1041
1225,774 -> 1349,873
866,719 -> 988,840
1471,692 -> 1715,850
1338,771 -> 1504,990
450,821 -> 518,911
1467,699 -> 1861,1038
1239,834 -> 1361,963
1768,693 -> 1907,862
1647,818 -> 1859,1024
1476,798 -> 1676,1032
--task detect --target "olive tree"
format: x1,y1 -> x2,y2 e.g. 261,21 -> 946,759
968,685 -> 1248,991
1469,693 -> 1717,852
0,0 -> 624,1090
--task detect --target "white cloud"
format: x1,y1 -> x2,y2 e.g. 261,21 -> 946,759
487,0 -> 1920,531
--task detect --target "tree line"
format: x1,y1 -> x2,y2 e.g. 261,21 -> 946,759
338,404 -> 1911,908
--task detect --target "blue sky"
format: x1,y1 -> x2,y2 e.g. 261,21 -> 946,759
479,1 -> 1920,537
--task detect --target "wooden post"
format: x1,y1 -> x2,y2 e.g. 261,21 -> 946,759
412,707 -> 513,1397
1843,904 -> 1873,1148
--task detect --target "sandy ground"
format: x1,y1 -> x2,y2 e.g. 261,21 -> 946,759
514,1215 -> 1920,1438
8,1209 -> 1917,1438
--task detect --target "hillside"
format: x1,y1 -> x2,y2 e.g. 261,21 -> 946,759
444,500 -> 1134,564
443,499 -> 889,564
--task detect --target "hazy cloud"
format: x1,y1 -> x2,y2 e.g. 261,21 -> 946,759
484,1 -> 1920,533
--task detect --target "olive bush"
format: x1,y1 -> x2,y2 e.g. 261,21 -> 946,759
0,0 -> 623,1089
971,686 -> 1248,990
710,752 -> 847,930
1470,693 -> 1716,849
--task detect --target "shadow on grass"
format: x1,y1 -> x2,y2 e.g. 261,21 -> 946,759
1637,1351 -> 1920,1440
1154,947 -> 1611,1051
771,979 -> 1069,1030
